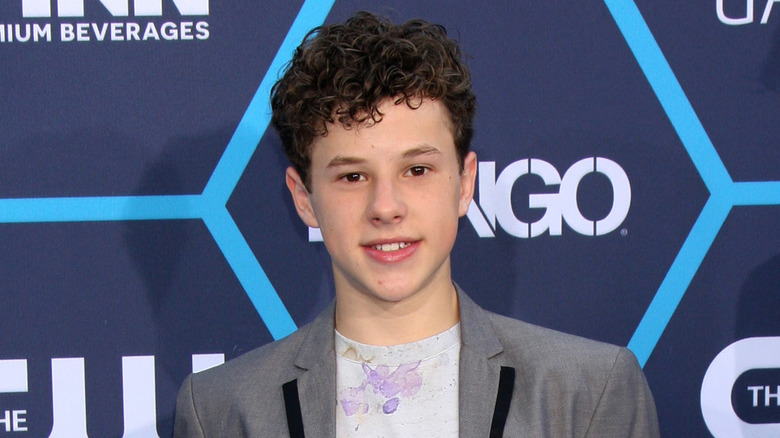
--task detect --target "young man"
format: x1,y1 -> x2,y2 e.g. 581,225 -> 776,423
174,12 -> 659,437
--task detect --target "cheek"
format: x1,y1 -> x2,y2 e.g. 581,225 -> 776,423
425,183 -> 463,224
312,194 -> 360,233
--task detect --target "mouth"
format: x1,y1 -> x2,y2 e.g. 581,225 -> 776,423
362,239 -> 420,262
370,242 -> 413,252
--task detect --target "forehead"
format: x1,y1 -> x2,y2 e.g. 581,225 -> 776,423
310,99 -> 455,161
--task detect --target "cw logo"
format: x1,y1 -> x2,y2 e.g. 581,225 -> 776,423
308,156 -> 631,241
20,0 -> 208,17
0,355 -> 223,437
701,337 -> 780,437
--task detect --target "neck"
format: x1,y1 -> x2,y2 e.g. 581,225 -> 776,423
334,282 -> 460,346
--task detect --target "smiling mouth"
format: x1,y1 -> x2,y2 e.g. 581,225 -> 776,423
371,242 -> 412,252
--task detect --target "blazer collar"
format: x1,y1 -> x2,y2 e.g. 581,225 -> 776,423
292,285 -> 505,365
456,284 -> 504,358
295,284 -> 504,362
294,300 -> 336,370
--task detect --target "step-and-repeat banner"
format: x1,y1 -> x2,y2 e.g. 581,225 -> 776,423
2,1 -> 779,436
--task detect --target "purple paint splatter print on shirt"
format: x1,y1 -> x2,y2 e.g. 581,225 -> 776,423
339,361 -> 423,416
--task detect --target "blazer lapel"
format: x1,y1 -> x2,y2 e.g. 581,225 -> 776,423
293,302 -> 337,438
459,342 -> 502,437
457,289 -> 503,437
297,356 -> 335,438
456,287 -> 532,438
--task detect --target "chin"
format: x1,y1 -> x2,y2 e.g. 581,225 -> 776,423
368,285 -> 416,303
366,278 -> 432,303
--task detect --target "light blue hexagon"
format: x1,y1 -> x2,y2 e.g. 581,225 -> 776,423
605,0 -> 780,366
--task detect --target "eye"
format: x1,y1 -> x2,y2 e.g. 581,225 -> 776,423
405,166 -> 429,177
341,173 -> 366,182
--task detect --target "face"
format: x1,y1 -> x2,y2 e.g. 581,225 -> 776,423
286,98 -> 477,309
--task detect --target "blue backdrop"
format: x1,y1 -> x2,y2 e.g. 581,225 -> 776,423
2,1 -> 779,436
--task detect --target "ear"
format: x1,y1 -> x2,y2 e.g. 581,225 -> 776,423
285,167 -> 320,228
458,151 -> 477,217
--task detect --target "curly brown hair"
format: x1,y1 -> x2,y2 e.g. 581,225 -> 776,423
270,11 -> 476,190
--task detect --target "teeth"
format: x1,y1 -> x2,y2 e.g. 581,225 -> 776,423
373,242 -> 410,252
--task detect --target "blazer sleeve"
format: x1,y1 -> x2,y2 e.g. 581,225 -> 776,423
584,348 -> 660,438
173,374 -> 207,438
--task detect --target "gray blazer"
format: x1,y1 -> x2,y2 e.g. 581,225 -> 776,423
174,288 -> 660,437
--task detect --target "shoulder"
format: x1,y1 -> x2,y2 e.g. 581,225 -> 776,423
172,330 -> 303,436
193,326 -> 308,390
173,323 -> 320,436
482,311 -> 659,437
458,287 -> 637,380
488,311 -> 631,371
485,310 -> 646,392
186,301 -> 335,397
179,322 -> 315,409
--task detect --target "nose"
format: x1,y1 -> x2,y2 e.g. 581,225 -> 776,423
367,177 -> 407,225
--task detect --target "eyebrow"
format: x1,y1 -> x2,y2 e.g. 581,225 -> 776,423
326,156 -> 366,168
402,144 -> 442,159
325,144 -> 442,169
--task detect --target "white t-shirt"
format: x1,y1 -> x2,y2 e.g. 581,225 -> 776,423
335,324 -> 460,437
